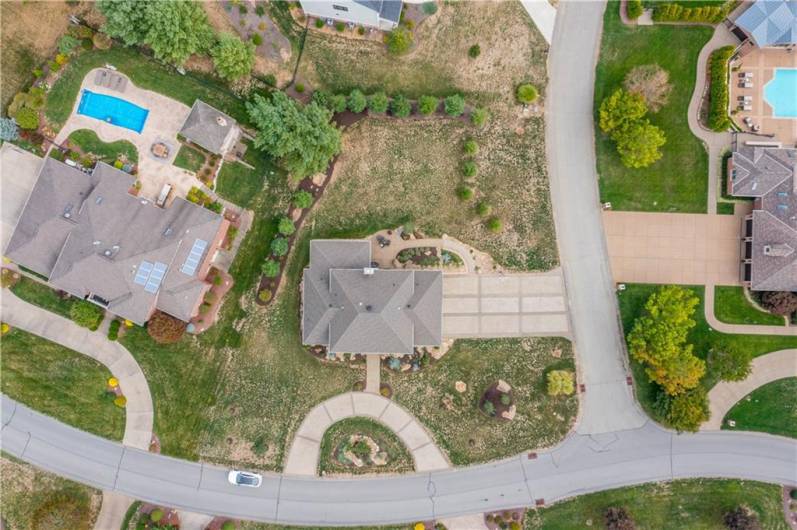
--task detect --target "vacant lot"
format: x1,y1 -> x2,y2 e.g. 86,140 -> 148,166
595,1 -> 713,213
723,377 -> 797,438
526,479 -> 787,530
1,455 -> 101,530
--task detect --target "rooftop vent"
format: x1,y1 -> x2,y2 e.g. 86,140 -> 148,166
216,116 -> 227,127
95,196 -> 103,205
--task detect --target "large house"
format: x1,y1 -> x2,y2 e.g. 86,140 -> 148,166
179,100 -> 241,156
5,157 -> 229,324
299,0 -> 403,31
301,239 -> 442,355
732,0 -> 797,47
727,145 -> 797,291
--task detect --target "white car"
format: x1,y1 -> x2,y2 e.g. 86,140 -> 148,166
227,470 -> 262,488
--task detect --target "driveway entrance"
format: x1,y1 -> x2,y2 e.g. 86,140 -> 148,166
442,269 -> 570,338
603,210 -> 748,285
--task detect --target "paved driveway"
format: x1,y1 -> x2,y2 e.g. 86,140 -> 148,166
604,210 -> 747,285
442,270 -> 570,338
0,143 -> 42,252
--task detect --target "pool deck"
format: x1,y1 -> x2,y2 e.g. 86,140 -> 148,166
53,68 -> 205,201
730,47 -> 797,146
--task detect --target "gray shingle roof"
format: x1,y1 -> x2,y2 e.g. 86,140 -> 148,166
179,100 -> 238,155
735,0 -> 797,47
5,159 -> 226,324
352,0 -> 402,23
302,239 -> 442,354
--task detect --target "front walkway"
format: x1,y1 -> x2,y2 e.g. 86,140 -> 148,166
518,0 -> 556,44
53,68 -> 203,201
703,349 -> 797,430
604,210 -> 747,285
704,283 -> 796,336
283,392 -> 449,476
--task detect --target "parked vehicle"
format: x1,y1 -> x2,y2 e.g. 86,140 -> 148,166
227,470 -> 262,488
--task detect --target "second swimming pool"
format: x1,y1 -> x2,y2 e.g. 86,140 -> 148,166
763,68 -> 797,119
77,90 -> 150,133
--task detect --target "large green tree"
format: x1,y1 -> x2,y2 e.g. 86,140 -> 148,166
211,32 -> 255,81
615,120 -> 666,169
247,92 -> 341,180
97,0 -> 149,46
599,88 -> 647,134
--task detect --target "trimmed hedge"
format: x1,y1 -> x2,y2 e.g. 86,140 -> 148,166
708,46 -> 734,132
652,2 -> 732,23
626,0 -> 643,19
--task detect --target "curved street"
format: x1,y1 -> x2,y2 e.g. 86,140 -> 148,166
1,1 -> 796,527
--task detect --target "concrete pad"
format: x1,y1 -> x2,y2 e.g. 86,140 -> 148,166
480,276 -> 519,295
521,314 -> 569,333
480,315 -> 520,334
322,393 -> 354,422
442,315 -> 479,335
442,296 -> 480,314
480,297 -> 520,314
296,404 -> 334,442
352,393 -> 390,419
521,296 -> 566,313
397,420 -> 432,451
283,436 -> 320,476
413,443 -> 450,472
442,275 -> 479,296
379,403 -> 413,432
520,275 -> 563,295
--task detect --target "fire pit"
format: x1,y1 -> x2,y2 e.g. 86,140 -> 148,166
151,142 -> 169,158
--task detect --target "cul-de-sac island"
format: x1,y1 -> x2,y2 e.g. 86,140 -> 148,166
0,0 -> 795,529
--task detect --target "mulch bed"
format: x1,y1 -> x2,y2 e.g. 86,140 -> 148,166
485,508 -> 525,530
138,504 -> 179,528
478,382 -> 514,421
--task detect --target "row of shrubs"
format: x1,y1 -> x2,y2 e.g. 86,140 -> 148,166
708,46 -> 734,132
311,88 -> 488,125
455,139 -> 503,233
652,2 -> 733,23
626,0 -> 644,19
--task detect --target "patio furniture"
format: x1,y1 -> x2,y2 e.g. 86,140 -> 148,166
743,105 -> 753,111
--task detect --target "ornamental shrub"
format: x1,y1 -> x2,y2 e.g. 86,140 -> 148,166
270,237 -> 289,257
418,95 -> 439,115
251,33 -> 263,46
456,186 -> 474,201
760,291 -> 797,316
547,370 -> 575,396
14,107 -> 38,130
114,395 -> 127,408
147,310 -> 187,344
483,400 -> 496,416
70,300 -> 103,330
58,34 -> 81,55
385,27 -> 413,55
626,0 -> 643,19
256,4 -> 266,16
292,190 -> 313,209
258,289 -> 272,303
475,201 -> 491,216
357,26 -> 365,35
329,94 -> 347,113
277,216 -> 295,235
462,160 -> 477,177
470,108 -> 488,127
0,117 -> 19,141
335,21 -> 345,32
486,217 -> 503,233
422,1 -> 438,15
707,46 -> 734,131
108,319 -> 121,341
315,18 -> 324,28
516,83 -> 538,104
347,89 -> 367,113
708,342 -> 753,382
468,44 -> 481,58
150,509 -> 164,523
444,94 -> 465,116
368,91 -> 389,114
463,138 -> 478,155
390,94 -> 411,117
295,83 -> 305,93
261,259 -> 280,278
222,521 -> 236,530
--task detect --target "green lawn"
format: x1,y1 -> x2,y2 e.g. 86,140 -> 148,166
45,47 -> 251,131
10,276 -> 74,319
318,417 -> 414,475
595,1 -> 713,213
714,285 -> 785,326
617,283 -> 797,423
172,144 -> 206,173
67,129 -> 138,165
716,201 -> 734,215
525,479 -> 787,530
215,142 -> 277,208
723,377 -> 797,438
1,329 -> 125,441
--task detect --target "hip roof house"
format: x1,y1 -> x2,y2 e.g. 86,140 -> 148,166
302,239 -> 442,355
299,0 -> 403,30
5,157 -> 228,324
727,145 -> 797,291
733,0 -> 797,47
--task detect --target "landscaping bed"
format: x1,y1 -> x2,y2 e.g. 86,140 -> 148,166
714,285 -> 785,326
722,377 -> 797,438
66,128 -> 138,166
318,417 -> 414,476
1,328 -> 125,441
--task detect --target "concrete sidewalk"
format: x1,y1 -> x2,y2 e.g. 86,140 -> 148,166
519,0 -> 556,44
283,392 -> 449,476
703,349 -> 797,430
704,284 -> 796,336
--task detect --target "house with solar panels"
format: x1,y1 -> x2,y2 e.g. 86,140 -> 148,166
4,157 -> 229,325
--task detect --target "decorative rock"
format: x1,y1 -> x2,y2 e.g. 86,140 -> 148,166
311,173 -> 325,186
501,405 -> 516,421
551,347 -> 562,358
455,381 -> 467,393
291,208 -> 302,221
496,379 -> 512,393
441,394 -> 454,411
373,451 -> 388,466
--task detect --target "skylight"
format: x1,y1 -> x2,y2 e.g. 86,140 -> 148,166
180,239 -> 208,276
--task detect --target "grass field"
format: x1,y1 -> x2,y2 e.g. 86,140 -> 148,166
1,455 -> 101,530
595,1 -> 712,213
714,286 -> 785,326
525,479 -> 787,530
67,129 -> 139,165
172,144 -> 206,173
618,283 -> 797,423
10,276 -> 75,319
723,377 -> 797,438
216,142 -> 276,208
384,338 -> 577,465
1,328 -> 124,441
318,417 -> 414,476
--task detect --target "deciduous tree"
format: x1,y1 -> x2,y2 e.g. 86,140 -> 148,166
598,88 -> 647,135
211,32 -> 255,81
614,119 -> 666,168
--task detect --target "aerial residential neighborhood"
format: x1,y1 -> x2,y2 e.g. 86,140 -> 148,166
0,1 -> 794,530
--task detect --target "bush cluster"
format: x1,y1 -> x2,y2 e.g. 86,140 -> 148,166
626,0 -> 643,19
108,319 -> 121,341
292,190 -> 313,209
599,88 -> 666,168
146,310 -> 186,344
708,46 -> 734,131
652,2 -> 732,23
70,300 -> 104,330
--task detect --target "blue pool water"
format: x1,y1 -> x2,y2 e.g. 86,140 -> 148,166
77,90 -> 149,133
763,68 -> 797,118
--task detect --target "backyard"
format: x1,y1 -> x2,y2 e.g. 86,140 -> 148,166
618,283 -> 797,423
172,144 -> 206,173
67,129 -> 139,165
525,479 -> 787,530
595,0 -> 713,213
723,377 -> 797,438
1,328 -> 125,441
215,140 -> 278,208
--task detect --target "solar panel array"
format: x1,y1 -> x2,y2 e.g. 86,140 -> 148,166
133,260 -> 167,294
180,239 -> 208,276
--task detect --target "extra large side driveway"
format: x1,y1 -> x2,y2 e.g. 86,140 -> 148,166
604,210 -> 748,285
442,270 -> 570,338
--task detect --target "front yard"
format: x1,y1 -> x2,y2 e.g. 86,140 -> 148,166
595,1 -> 713,213
723,377 -> 797,438
714,286 -> 786,326
10,275 -> 75,319
318,417 -> 414,476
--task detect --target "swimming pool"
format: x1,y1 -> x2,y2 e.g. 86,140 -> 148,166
763,68 -> 797,118
77,90 -> 149,133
